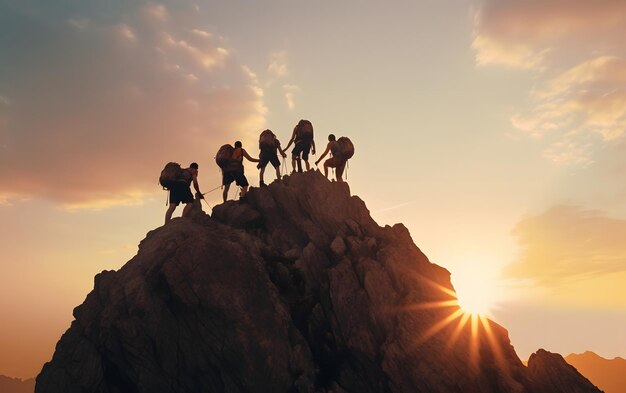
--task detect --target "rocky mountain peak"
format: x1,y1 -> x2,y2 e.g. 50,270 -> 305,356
527,349 -> 602,393
36,171 -> 601,392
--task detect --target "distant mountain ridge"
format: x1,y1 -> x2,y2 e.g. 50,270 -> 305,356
36,171 -> 601,392
566,351 -> 626,393
0,375 -> 35,393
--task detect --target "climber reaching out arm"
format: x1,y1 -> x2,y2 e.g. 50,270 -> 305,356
192,172 -> 202,198
284,127 -> 297,150
315,142 -> 332,166
277,141 -> 287,158
243,149 -> 259,163
189,167 -> 203,198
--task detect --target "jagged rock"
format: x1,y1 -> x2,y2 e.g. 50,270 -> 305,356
36,171 -> 601,393
330,236 -> 346,257
527,349 -> 603,393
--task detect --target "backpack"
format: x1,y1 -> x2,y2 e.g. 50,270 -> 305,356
296,120 -> 313,142
259,129 -> 276,150
336,137 -> 354,159
216,144 -> 235,168
159,162 -> 185,189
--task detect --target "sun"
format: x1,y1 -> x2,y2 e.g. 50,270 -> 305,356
454,280 -> 493,316
451,269 -> 500,316
398,269 -> 512,373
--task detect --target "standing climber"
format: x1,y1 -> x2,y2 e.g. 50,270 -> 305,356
162,162 -> 203,224
258,129 -> 287,187
315,134 -> 354,183
285,119 -> 315,173
222,141 -> 259,202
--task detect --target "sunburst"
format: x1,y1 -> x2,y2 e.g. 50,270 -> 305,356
395,272 -> 512,374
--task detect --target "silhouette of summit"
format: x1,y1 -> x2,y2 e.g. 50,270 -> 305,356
36,171 -> 601,392
565,351 -> 625,393
0,375 -> 35,393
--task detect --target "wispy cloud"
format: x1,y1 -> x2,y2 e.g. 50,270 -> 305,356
473,0 -> 626,165
115,23 -> 137,42
265,51 -> 300,110
62,191 -> 149,211
505,205 -> 626,285
473,0 -> 626,70
283,84 -> 299,111
144,3 -> 170,22
268,51 -> 288,81
471,35 -> 549,70
67,17 -> 90,30
373,200 -> 415,214
0,195 -> 12,207
0,1 -> 266,208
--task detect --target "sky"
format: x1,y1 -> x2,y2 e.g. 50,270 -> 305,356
1,0 -> 626,379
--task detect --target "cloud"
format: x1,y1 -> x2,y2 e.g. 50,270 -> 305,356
116,23 -> 138,42
67,17 -> 90,30
509,56 -> 626,165
283,84 -> 300,111
542,139 -> 594,167
192,28 -> 212,38
471,34 -> 549,70
473,0 -> 626,165
264,52 -> 299,110
373,200 -> 415,214
473,0 -> 626,70
505,205 -> 626,285
144,3 -> 170,22
268,51 -> 288,81
533,57 -> 626,100
0,1 -> 266,207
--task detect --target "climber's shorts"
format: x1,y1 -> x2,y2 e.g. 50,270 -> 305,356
169,183 -> 194,205
223,170 -> 249,187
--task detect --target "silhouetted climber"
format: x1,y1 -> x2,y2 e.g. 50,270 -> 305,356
160,162 -> 203,224
257,129 -> 287,187
285,119 -> 315,173
222,141 -> 258,202
315,134 -> 354,182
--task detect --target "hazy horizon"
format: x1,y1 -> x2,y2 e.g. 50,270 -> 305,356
1,0 -> 626,379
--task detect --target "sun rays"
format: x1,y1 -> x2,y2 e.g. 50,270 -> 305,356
396,272 -> 514,374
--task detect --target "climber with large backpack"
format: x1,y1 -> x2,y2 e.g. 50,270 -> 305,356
257,129 -> 287,187
160,162 -> 203,224
217,141 -> 259,202
284,119 -> 315,173
315,134 -> 354,183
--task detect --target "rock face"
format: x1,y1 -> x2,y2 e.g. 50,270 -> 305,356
36,171 -> 601,393
527,350 -> 603,393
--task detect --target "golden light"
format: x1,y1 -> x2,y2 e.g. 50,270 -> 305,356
450,265 -> 503,317
396,270 -> 512,375
453,278 -> 493,316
